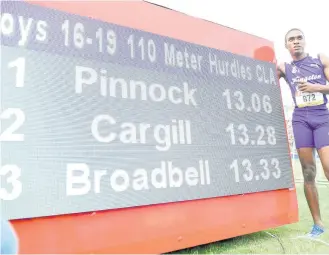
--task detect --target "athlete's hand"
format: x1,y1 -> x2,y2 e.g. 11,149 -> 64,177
297,81 -> 320,93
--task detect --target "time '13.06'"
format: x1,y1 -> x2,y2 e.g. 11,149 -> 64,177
223,89 -> 272,114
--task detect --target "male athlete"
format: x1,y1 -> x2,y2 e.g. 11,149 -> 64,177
277,28 -> 329,238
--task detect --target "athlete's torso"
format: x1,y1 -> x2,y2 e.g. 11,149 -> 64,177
284,54 -> 328,113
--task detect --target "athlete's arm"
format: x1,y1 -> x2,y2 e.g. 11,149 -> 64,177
314,53 -> 329,94
277,62 -> 286,80
320,53 -> 329,83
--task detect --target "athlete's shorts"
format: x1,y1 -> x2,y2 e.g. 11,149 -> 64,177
292,108 -> 329,149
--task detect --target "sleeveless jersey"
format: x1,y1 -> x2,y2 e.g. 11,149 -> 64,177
284,54 -> 328,112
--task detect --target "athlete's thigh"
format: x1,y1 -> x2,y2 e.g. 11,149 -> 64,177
317,146 -> 329,178
292,119 -> 314,149
296,147 -> 317,182
313,120 -> 329,150
296,148 -> 316,167
313,112 -> 329,177
314,121 -> 329,175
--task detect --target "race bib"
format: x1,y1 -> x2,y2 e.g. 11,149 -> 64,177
295,91 -> 324,108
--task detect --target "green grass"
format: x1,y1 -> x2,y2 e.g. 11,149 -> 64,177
169,183 -> 329,254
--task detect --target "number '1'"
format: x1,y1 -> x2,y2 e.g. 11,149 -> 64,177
8,57 -> 26,88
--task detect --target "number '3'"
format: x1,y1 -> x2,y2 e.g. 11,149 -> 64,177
0,165 -> 22,200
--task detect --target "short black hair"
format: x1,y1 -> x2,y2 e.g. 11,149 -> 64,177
285,28 -> 304,43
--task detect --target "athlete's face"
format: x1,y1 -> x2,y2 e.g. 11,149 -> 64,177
285,30 -> 305,57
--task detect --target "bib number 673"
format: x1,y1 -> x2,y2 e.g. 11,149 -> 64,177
0,165 -> 22,200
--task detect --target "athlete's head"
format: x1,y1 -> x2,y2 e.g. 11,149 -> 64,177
285,28 -> 305,57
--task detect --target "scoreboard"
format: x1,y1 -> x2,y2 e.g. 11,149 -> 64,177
1,1 -> 294,220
